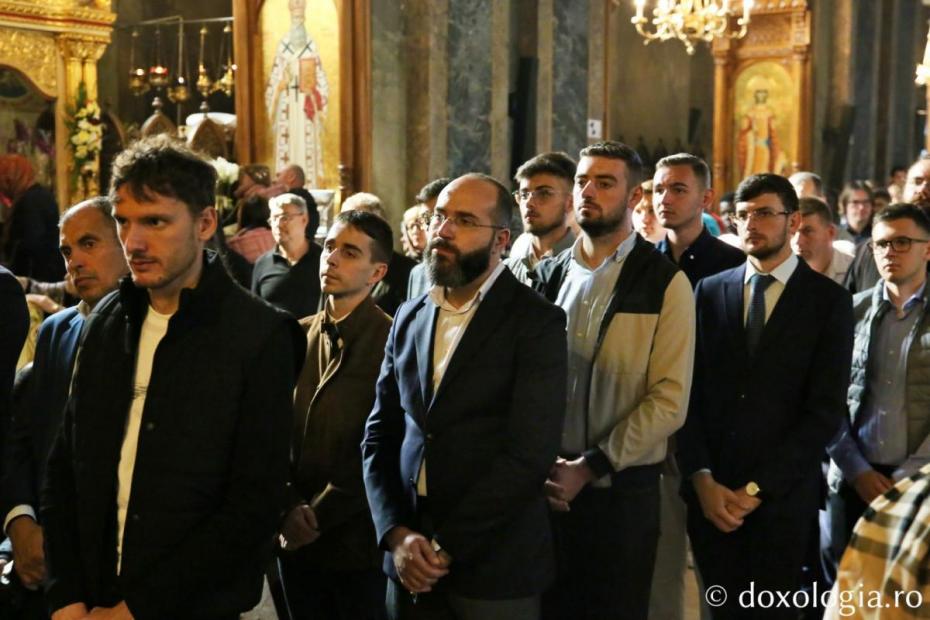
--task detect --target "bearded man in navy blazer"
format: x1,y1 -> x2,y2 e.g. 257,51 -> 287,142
362,173 -> 566,620
677,173 -> 854,619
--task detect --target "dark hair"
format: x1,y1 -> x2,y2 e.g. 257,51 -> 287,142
415,177 -> 453,204
60,196 -> 115,229
872,187 -> 892,202
797,197 -> 834,226
891,165 -> 907,176
734,173 -> 799,213
237,196 -> 270,230
240,164 -> 271,187
839,181 -> 873,210
333,209 -> 394,263
873,202 -> 930,237
720,191 -> 736,203
110,135 -> 216,215
514,152 -> 577,185
579,140 -> 644,189
458,173 -> 515,228
655,152 -> 711,189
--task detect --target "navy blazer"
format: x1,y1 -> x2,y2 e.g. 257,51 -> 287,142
362,267 -> 567,599
2,307 -> 83,521
678,259 -> 854,513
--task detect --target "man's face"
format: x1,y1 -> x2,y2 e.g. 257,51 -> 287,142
573,156 -> 640,238
792,178 -> 819,199
288,0 -> 306,20
735,192 -> 799,261
905,161 -> 930,211
320,221 -> 387,298
872,219 -> 930,286
791,214 -> 834,265
425,178 -> 508,288
652,164 -> 710,231
843,190 -> 873,233
893,169 -> 907,186
270,201 -> 308,248
114,187 -> 215,293
515,173 -> 571,236
59,208 -> 129,307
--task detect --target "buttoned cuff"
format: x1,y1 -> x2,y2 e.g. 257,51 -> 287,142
4,505 -> 36,534
582,448 -> 613,479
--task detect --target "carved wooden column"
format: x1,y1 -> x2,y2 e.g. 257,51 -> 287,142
712,42 -> 732,201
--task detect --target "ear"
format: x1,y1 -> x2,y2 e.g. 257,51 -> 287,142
702,187 -> 715,211
787,210 -> 801,235
368,262 -> 389,286
626,185 -> 643,210
198,206 -> 218,242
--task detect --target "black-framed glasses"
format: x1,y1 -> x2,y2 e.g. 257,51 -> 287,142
430,211 -> 508,231
868,237 -> 930,255
513,188 -> 565,203
732,208 -> 790,224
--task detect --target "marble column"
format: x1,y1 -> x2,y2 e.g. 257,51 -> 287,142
550,0 -> 589,156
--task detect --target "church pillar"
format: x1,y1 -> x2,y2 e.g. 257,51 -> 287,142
550,0 -> 588,156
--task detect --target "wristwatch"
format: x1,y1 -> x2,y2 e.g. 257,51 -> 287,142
745,481 -> 761,497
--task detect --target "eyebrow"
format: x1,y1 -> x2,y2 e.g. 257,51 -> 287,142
77,233 -> 101,245
435,206 -> 479,219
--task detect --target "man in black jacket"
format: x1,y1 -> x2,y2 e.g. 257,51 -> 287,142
42,136 -> 304,620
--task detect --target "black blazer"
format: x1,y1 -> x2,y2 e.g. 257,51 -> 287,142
2,307 -> 83,522
362,267 -> 567,599
0,267 -> 28,482
678,259 -> 854,518
41,254 -> 305,620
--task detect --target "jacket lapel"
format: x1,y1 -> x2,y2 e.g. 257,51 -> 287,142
413,299 -> 437,416
752,260 -> 809,359
722,265 -> 747,358
430,269 -> 516,409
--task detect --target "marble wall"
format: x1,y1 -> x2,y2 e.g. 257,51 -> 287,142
550,0 -> 588,157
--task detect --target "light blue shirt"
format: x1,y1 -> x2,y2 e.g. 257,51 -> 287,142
556,233 -> 636,454
829,282 -> 928,480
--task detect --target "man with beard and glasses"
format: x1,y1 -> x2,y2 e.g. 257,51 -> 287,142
505,152 -> 576,287
42,136 -> 304,620
534,141 -> 696,620
845,156 -> 930,293
363,173 -> 566,620
677,173 -> 853,619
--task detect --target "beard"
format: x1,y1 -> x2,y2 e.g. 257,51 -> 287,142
525,216 -> 563,237
746,228 -> 789,262
576,201 -> 625,238
425,237 -> 493,288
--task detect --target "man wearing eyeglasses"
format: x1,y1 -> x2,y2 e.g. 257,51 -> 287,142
363,173 -> 566,619
252,193 -> 323,319
505,152 -> 576,286
823,203 -> 930,585
534,141 -> 696,620
678,173 -> 854,619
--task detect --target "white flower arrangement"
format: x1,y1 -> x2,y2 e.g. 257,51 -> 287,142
67,82 -> 103,189
212,157 -> 240,186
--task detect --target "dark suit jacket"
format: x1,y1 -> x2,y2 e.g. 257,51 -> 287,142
41,253 -> 305,620
2,307 -> 83,523
372,251 -> 416,317
362,267 -> 567,599
0,267 -> 28,482
678,259 -> 854,522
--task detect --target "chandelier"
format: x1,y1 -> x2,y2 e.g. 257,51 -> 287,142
628,0 -> 754,55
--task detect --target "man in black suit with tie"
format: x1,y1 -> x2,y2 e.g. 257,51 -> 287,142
678,173 -> 854,619
362,173 -> 566,620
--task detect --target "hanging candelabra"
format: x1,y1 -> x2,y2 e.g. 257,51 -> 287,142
196,25 -> 214,98
167,21 -> 191,103
128,28 -> 150,96
627,0 -> 754,56
213,22 -> 236,97
148,26 -> 170,88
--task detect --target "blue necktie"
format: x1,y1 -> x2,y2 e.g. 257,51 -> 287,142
746,273 -> 775,357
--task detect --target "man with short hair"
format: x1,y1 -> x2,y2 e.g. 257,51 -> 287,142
790,171 -> 825,200
278,210 -> 393,620
363,173 -> 566,619
2,198 -> 128,619
535,141 -> 696,620
407,178 -> 453,300
678,173 -> 854,619
836,181 -> 874,246
42,136 -> 304,620
340,192 -> 415,316
253,192 -> 323,319
792,197 -> 854,284
888,164 -> 907,203
845,156 -> 930,293
824,204 -> 930,584
654,153 -> 745,287
505,152 -> 576,285
275,164 -> 319,236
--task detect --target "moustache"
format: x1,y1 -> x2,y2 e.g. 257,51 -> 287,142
427,238 -> 459,256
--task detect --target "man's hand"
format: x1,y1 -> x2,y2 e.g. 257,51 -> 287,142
692,472 -> 744,533
852,469 -> 894,504
725,486 -> 762,520
385,526 -> 448,593
280,504 -> 320,550
8,516 -> 46,587
546,457 -> 596,510
51,603 -> 89,620
26,294 -> 61,315
87,602 -> 133,619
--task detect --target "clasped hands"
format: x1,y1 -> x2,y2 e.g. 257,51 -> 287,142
544,457 -> 596,512
386,526 -> 451,594
280,503 -> 321,551
51,601 -> 133,620
692,472 -> 761,533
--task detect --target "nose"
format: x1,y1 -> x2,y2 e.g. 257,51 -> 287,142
121,222 -> 146,254
579,180 -> 596,200
435,217 -> 455,238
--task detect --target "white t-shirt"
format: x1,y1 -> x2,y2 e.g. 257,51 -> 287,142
116,306 -> 172,571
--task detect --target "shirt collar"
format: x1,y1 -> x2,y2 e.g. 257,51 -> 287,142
744,252 -> 799,286
516,228 -> 576,262
570,231 -> 637,271
77,300 -> 91,317
882,280 -> 928,311
428,260 -> 507,314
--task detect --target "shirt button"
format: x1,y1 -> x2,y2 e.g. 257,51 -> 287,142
739,393 -> 746,400
145,421 -> 156,431
131,513 -> 140,522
